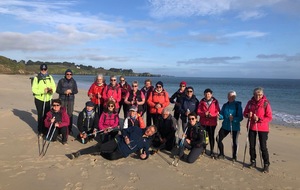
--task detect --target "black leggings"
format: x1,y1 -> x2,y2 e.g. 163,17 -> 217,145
78,139 -> 123,160
217,128 -> 239,158
203,126 -> 216,154
178,141 -> 204,163
34,98 -> 51,134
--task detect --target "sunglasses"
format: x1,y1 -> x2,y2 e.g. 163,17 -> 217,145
188,118 -> 196,121
187,90 -> 193,93
120,79 -> 125,81
110,79 -> 116,81
41,69 -> 47,71
132,85 -> 138,87
108,105 -> 114,108
66,73 -> 72,76
52,104 -> 60,107
156,85 -> 162,88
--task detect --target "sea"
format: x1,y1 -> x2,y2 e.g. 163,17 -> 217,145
53,75 -> 300,128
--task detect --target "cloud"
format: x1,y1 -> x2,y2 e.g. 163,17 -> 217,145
223,31 -> 268,38
236,10 -> 266,20
257,53 -> 300,62
177,56 -> 241,65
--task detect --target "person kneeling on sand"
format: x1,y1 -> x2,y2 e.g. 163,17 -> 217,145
177,112 -> 205,163
77,101 -> 99,144
44,99 -> 70,145
69,125 -> 157,160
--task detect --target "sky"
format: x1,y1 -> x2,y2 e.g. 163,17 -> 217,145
0,0 -> 300,79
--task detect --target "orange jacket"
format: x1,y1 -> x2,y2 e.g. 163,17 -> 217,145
147,89 -> 170,114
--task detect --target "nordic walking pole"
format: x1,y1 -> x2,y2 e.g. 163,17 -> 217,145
255,119 -> 263,168
230,114 -> 233,158
242,118 -> 250,168
41,125 -> 57,157
42,93 -> 46,117
98,93 -> 101,116
40,117 -> 55,156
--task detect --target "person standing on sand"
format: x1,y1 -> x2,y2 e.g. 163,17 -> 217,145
102,75 -> 122,113
141,79 -> 154,126
69,125 -> 157,161
56,69 -> 78,134
124,81 -> 145,116
32,64 -> 56,137
44,99 -> 70,145
177,112 -> 205,163
243,87 -> 272,173
217,90 -> 243,162
169,81 -> 187,121
147,81 -> 170,127
197,88 -> 220,159
88,74 -> 106,118
118,76 -> 131,118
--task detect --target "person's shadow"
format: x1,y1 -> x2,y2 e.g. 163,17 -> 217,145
12,109 -> 38,134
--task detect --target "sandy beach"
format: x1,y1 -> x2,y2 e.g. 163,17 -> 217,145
0,74 -> 299,190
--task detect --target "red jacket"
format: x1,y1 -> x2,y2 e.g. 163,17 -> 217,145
197,97 -> 220,126
102,84 -> 122,109
87,82 -> 106,105
147,89 -> 170,114
243,95 -> 272,132
98,112 -> 119,131
44,107 -> 70,129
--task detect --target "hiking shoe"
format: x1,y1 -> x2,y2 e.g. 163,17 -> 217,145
217,154 -> 225,160
210,153 -> 216,159
249,161 -> 256,169
70,152 -> 80,160
38,133 -> 43,139
232,156 -> 237,163
62,141 -> 68,145
263,164 -> 269,173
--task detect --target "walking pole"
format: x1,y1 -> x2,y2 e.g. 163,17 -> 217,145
40,117 -> 55,156
42,93 -> 46,117
256,122 -> 263,168
41,125 -> 57,157
98,93 -> 101,116
242,118 -> 250,168
230,114 -> 233,159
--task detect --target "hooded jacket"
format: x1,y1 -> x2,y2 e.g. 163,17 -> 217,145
197,97 -> 220,126
147,89 -> 170,114
87,82 -> 106,105
56,77 -> 78,101
243,95 -> 272,132
32,73 -> 56,102
219,101 -> 243,131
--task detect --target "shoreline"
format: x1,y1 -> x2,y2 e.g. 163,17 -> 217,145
1,74 -> 300,190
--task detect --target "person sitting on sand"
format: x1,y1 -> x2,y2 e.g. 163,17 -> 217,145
123,105 -> 145,130
69,125 -> 157,161
77,101 -> 99,144
152,108 -> 177,151
44,99 -> 70,145
177,112 -> 205,163
98,100 -> 120,143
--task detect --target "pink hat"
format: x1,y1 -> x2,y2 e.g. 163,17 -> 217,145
180,81 -> 187,86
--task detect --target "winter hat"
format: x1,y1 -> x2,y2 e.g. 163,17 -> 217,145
186,86 -> 194,92
85,101 -> 94,107
156,81 -> 163,88
40,64 -> 48,70
65,69 -> 73,75
180,81 -> 187,86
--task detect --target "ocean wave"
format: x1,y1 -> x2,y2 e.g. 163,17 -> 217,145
272,111 -> 300,127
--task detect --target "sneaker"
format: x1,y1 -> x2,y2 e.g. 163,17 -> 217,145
217,154 -> 225,160
249,161 -> 256,169
38,133 -> 43,139
70,152 -> 80,160
210,153 -> 216,159
232,156 -> 237,163
62,141 -> 68,145
263,164 -> 269,173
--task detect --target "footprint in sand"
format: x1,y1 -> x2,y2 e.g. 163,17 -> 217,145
9,171 -> 26,178
37,172 -> 46,180
99,183 -> 117,189
80,167 -> 89,179
64,182 -> 73,190
129,172 -> 140,183
74,182 -> 83,190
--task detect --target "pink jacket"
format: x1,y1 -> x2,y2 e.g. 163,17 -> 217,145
98,112 -> 119,131
243,95 -> 272,132
87,82 -> 106,105
44,107 -> 70,129
102,84 -> 122,109
197,97 -> 220,126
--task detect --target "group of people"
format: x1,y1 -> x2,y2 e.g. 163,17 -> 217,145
31,64 -> 272,173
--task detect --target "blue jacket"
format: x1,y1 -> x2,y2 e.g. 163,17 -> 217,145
219,101 -> 243,131
116,126 -> 152,159
179,95 -> 199,120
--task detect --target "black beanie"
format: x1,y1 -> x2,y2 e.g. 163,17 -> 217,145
65,69 -> 72,75
156,81 -> 163,88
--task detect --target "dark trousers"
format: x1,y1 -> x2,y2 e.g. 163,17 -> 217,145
79,139 -> 123,160
249,130 -> 270,165
203,126 -> 216,154
99,131 -> 119,144
178,141 -> 203,163
48,126 -> 68,143
150,113 -> 160,127
95,104 -> 104,119
152,134 -> 175,151
146,107 -> 152,126
61,98 -> 74,132
173,109 -> 180,120
217,128 -> 239,158
35,98 -> 51,135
